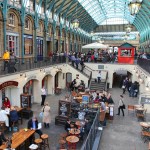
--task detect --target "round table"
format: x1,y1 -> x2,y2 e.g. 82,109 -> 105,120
140,122 -> 150,128
75,121 -> 85,128
69,129 -> 80,136
134,104 -> 142,108
66,136 -> 79,149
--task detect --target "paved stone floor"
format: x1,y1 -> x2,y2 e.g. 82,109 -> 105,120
6,88 -> 149,150
99,88 -> 148,150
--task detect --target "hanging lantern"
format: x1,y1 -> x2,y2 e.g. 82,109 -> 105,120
72,19 -> 79,29
128,0 -> 143,15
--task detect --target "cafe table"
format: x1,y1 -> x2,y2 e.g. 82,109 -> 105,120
140,122 -> 150,131
135,107 -> 144,113
69,128 -> 80,136
66,135 -> 79,150
75,121 -> 85,128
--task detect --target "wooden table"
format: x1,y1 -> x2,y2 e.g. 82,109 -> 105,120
0,129 -> 35,149
134,104 -> 142,108
0,129 -> 35,150
140,122 -> 150,128
55,87 -> 62,94
69,129 -> 80,136
66,135 -> 79,149
136,107 -> 144,113
75,121 -> 85,128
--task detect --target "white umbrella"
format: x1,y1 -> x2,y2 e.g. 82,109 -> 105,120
82,42 -> 109,49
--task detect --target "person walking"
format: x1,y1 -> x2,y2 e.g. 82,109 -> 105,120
116,95 -> 125,116
42,102 -> 51,128
97,71 -> 101,83
41,86 -> 47,106
8,52 -> 17,73
2,50 -> 10,71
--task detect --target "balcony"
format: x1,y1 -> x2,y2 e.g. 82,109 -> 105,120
0,56 -> 66,76
137,58 -> 150,74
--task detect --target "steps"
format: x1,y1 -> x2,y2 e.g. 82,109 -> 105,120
90,79 -> 106,92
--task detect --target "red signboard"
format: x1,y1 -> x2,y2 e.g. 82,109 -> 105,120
0,81 -> 18,90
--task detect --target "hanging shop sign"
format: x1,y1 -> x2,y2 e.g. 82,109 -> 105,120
0,81 -> 18,90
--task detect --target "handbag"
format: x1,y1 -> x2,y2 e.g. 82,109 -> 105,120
39,112 -> 43,118
122,104 -> 126,109
122,85 -> 125,89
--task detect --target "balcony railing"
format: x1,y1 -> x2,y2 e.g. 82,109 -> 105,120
0,56 -> 66,76
137,58 -> 150,74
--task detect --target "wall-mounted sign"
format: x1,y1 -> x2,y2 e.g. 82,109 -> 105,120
141,97 -> 150,104
98,65 -> 104,69
0,81 -> 18,90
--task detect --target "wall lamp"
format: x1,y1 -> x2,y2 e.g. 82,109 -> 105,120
139,74 -> 145,83
40,68 -> 46,75
20,73 -> 27,80
145,81 -> 150,91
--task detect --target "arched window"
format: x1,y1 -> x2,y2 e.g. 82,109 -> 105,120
25,18 -> 30,30
38,23 -> 43,32
8,13 -> 15,25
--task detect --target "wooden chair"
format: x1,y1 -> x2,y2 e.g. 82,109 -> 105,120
59,139 -> 66,149
41,134 -> 50,150
141,131 -> 150,143
137,109 -> 147,121
127,105 -> 135,115
0,121 -> 6,133
60,133 -> 68,140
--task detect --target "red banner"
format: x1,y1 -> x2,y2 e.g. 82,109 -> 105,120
0,81 -> 18,90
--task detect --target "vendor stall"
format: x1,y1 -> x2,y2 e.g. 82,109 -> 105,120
118,42 -> 135,64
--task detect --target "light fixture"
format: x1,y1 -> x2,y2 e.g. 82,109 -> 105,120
145,81 -> 150,91
20,73 -> 27,80
128,0 -> 143,15
40,68 -> 46,75
125,24 -> 133,33
72,2 -> 79,29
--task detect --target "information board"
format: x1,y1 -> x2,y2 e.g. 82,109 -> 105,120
20,94 -> 31,109
141,97 -> 150,104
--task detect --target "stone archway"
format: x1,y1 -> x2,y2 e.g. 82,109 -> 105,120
112,69 -> 132,88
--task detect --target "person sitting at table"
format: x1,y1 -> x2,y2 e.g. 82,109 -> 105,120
65,119 -> 71,131
94,93 -> 100,103
3,97 -> 11,108
0,130 -> 7,146
27,116 -> 43,136
10,106 -> 19,126
0,107 -> 9,127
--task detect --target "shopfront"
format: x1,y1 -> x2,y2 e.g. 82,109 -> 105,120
6,32 -> 19,56
24,34 -> 33,55
0,81 -> 19,107
36,37 -> 43,60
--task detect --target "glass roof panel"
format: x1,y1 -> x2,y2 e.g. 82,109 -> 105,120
77,0 -> 135,25
101,18 -> 129,25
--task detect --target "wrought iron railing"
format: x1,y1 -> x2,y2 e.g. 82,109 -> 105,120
81,110 -> 100,150
0,56 -> 66,76
137,58 -> 150,74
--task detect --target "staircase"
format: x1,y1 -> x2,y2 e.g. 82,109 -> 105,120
89,79 -> 106,92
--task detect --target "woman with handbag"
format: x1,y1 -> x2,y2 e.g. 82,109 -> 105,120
42,102 -> 51,128
116,95 -> 125,116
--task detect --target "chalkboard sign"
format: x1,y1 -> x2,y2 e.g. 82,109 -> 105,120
141,97 -> 150,104
58,100 -> 71,117
20,94 -> 31,109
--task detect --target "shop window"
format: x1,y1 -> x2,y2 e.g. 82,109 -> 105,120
8,13 -> 15,26
121,49 -> 132,56
25,18 -> 30,30
24,37 -> 33,55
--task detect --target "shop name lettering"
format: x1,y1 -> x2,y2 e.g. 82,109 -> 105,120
1,82 -> 14,88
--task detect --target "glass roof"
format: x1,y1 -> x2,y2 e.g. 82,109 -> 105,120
78,0 -> 135,25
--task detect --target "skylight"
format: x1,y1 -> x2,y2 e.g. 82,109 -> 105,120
77,0 -> 135,25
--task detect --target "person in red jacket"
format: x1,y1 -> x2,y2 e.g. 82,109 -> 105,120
3,97 -> 11,108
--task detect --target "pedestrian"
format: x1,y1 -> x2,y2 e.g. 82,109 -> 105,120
41,86 -> 47,106
97,71 -> 101,83
116,95 -> 125,116
2,50 -> 10,71
42,102 -> 51,128
8,52 -> 17,73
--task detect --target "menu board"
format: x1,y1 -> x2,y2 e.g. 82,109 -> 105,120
20,94 -> 31,109
58,100 -> 71,117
